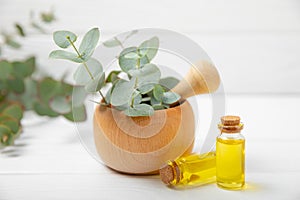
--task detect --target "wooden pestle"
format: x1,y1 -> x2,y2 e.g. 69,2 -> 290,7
171,60 -> 220,101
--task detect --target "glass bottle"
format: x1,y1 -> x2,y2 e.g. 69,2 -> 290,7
216,115 -> 245,190
159,152 -> 216,187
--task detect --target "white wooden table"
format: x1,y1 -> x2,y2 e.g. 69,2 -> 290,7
1,0 -> 300,199
0,95 -> 299,200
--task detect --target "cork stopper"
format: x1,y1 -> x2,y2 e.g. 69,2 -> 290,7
159,161 -> 180,186
219,115 -> 243,133
221,116 -> 240,126
159,164 -> 175,185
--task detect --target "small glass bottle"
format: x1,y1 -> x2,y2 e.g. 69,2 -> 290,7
216,115 -> 245,190
159,152 -> 216,187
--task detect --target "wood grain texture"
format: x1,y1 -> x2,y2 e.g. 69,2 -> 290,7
93,101 -> 195,174
172,60 -> 220,99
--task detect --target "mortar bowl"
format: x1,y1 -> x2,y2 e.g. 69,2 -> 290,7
93,100 -> 195,174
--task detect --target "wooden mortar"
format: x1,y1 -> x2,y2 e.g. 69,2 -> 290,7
93,60 -> 220,174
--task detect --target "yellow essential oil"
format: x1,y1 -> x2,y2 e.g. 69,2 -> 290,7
216,115 -> 245,190
159,152 -> 216,187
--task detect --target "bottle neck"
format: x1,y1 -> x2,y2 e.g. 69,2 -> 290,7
218,132 -> 244,140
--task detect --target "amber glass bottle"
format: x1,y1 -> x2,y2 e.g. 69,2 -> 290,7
216,115 -> 245,190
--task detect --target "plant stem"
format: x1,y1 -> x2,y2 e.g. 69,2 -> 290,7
67,37 -> 94,80
67,36 -> 108,105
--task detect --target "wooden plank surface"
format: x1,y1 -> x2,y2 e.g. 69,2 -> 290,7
0,95 -> 299,199
0,0 -> 300,93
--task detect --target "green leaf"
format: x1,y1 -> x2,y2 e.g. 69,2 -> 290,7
153,84 -> 165,101
63,105 -> 87,122
7,77 -> 25,94
15,23 -> 26,37
162,92 -> 180,104
103,38 -> 121,47
124,52 -> 140,59
5,37 -> 21,49
138,36 -> 159,61
38,78 -> 61,103
0,119 -> 20,134
114,103 -> 129,111
72,86 -> 87,107
132,90 -> 142,105
2,104 -> 23,120
111,78 -> 135,106
152,104 -> 165,110
138,84 -> 154,94
49,96 -> 71,114
12,59 -> 35,78
53,30 -> 77,48
118,47 -> 138,73
49,50 -> 83,63
105,87 -> 113,104
0,125 -> 14,146
84,72 -> 105,93
159,77 -> 179,91
41,11 -> 56,23
79,28 -> 100,61
16,79 -> 37,110
106,70 -> 121,83
33,102 -> 59,117
124,104 -> 154,117
128,63 -> 161,87
0,60 -> 13,80
73,58 -> 103,85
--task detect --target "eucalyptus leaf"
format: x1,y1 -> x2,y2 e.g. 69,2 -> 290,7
63,104 -> 87,122
72,86 -> 87,107
153,84 -> 165,101
150,95 -> 161,106
152,104 -> 165,110
33,102 -> 59,117
53,30 -> 77,48
118,47 -> 138,73
12,59 -> 35,78
49,50 -> 83,63
49,96 -> 71,114
138,84 -> 154,94
106,70 -> 121,83
162,92 -> 180,104
7,77 -> 25,94
73,58 -> 103,85
38,78 -> 60,103
138,36 -> 159,61
128,63 -> 161,87
132,90 -> 142,105
0,119 -> 20,134
159,77 -> 179,91
14,79 -> 37,110
84,72 -> 105,93
15,23 -> 26,37
2,104 -> 23,120
124,52 -> 140,59
103,38 -> 121,47
110,78 -> 135,106
114,103 -> 129,111
124,104 -> 154,117
5,37 -> 21,49
0,125 -> 14,146
0,60 -> 13,80
79,28 -> 100,61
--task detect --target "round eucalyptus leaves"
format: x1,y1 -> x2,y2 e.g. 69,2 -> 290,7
49,28 -> 181,117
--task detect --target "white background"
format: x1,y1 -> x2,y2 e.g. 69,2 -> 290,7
0,0 -> 300,199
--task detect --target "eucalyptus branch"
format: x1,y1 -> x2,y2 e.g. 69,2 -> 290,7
66,36 -> 108,104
